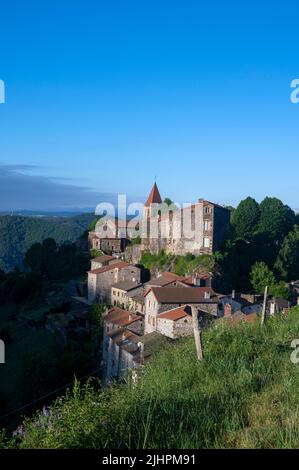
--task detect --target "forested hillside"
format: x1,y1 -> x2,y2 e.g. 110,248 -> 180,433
0,214 -> 95,272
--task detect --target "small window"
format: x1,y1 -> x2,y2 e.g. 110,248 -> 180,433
204,237 -> 210,248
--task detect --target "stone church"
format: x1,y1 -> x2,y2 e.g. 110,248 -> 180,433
141,182 -> 230,256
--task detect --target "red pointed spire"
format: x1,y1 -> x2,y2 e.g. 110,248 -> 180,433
145,182 -> 162,207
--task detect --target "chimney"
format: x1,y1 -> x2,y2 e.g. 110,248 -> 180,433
224,303 -> 232,318
192,276 -> 201,287
204,291 -> 211,300
270,301 -> 276,316
129,314 -> 132,321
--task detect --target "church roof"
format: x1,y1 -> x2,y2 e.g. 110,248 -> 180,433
144,182 -> 162,207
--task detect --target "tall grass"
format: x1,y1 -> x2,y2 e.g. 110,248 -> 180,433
2,308 -> 299,449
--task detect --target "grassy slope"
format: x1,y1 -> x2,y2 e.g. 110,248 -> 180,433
0,214 -> 94,272
4,307 -> 299,449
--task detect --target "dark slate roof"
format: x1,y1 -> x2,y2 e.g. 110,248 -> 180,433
146,287 -> 219,304
112,281 -> 143,292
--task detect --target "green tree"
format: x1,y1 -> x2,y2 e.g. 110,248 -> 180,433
88,217 -> 101,232
90,249 -> 104,259
88,304 -> 105,339
164,198 -> 173,206
250,262 -> 276,294
258,197 -> 295,243
275,225 -> 299,281
231,197 -> 260,241
269,282 -> 290,300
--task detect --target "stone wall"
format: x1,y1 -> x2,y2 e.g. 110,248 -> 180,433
88,265 -> 141,304
157,315 -> 194,339
141,200 -> 230,256
144,290 -> 219,334
111,285 -> 144,309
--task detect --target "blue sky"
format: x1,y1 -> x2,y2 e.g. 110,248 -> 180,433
0,1 -> 298,211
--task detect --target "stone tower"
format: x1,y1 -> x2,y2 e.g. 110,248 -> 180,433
143,182 -> 162,218
142,182 -> 163,253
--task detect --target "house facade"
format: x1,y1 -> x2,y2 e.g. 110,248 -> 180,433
144,286 -> 219,334
111,281 -> 144,310
88,261 -> 141,303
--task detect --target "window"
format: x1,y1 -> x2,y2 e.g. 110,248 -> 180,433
204,237 -> 210,248
204,220 -> 210,231
204,207 -> 210,214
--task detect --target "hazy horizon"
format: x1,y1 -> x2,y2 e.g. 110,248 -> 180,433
1,1 -> 298,211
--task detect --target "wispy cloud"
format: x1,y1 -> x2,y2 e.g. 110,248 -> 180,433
0,164 -> 117,211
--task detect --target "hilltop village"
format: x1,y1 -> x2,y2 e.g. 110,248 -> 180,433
86,183 -> 299,382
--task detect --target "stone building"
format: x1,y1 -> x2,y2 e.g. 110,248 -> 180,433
102,307 -> 144,369
105,329 -> 169,382
157,305 -> 193,339
141,182 -> 231,256
88,219 -> 134,254
146,272 -> 192,289
87,261 -> 141,303
90,254 -> 117,271
111,281 -> 144,310
144,286 -> 220,334
156,305 -> 214,339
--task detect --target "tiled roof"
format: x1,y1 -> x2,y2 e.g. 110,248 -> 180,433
147,272 -> 186,287
112,281 -> 142,292
88,261 -> 130,275
269,298 -> 291,309
158,305 -> 192,321
108,328 -> 139,346
146,287 -> 219,304
105,307 -> 142,327
144,182 -> 162,207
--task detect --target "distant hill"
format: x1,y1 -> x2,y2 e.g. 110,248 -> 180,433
0,213 -> 96,272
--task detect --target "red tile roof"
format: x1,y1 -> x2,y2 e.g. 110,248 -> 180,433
158,305 -> 192,321
88,261 -> 130,275
144,182 -> 162,207
105,307 -> 142,327
147,272 -> 188,287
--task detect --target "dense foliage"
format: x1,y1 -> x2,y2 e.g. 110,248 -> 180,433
231,197 -> 260,241
140,250 -> 218,276
0,226 -> 99,430
0,213 -> 95,272
2,308 -> 299,449
225,196 -> 298,292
